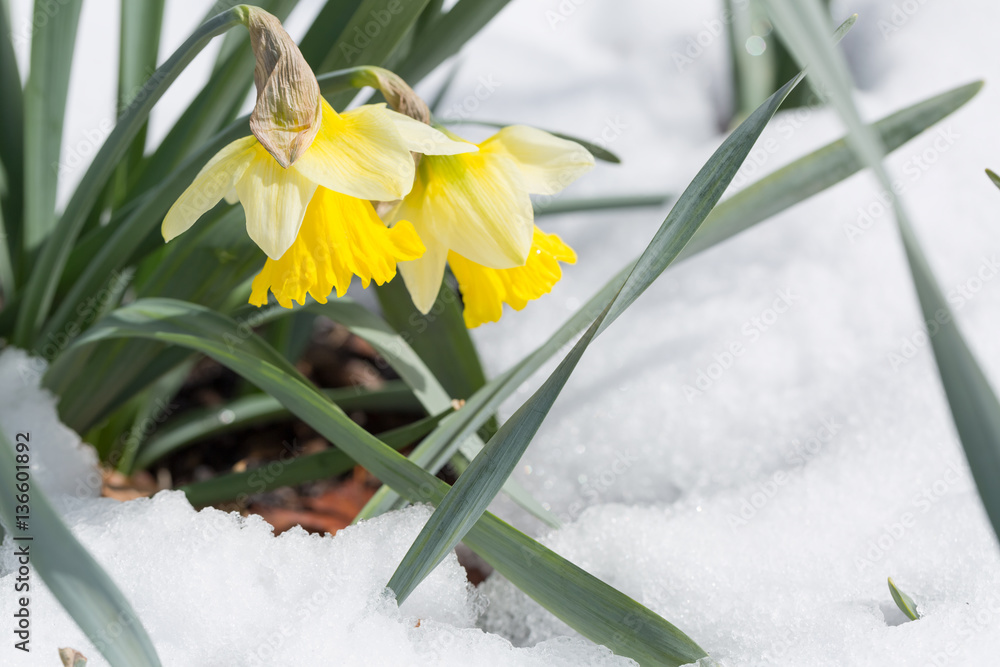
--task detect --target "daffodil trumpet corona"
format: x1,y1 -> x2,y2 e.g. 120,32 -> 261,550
384,125 -> 595,327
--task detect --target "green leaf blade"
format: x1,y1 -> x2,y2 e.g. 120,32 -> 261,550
395,0 -> 513,84
0,0 -> 24,288
683,80 -> 983,260
763,0 -> 1000,551
22,0 -> 82,254
387,72 -> 809,606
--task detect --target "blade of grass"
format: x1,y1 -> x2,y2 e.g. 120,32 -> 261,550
387,69 -> 811,605
180,408 -> 450,507
22,0 -> 82,254
763,0 -> 1000,548
72,298 -> 707,666
135,382 -> 420,470
0,428 -> 161,666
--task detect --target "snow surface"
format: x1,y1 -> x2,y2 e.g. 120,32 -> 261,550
460,0 -> 1000,665
4,0 -> 1000,665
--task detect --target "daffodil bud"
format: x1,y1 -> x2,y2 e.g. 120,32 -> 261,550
241,6 -> 321,168
353,67 -> 430,124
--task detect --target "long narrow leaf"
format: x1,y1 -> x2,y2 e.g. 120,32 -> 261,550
395,0 -> 513,84
683,80 -> 982,259
298,0 -> 365,70
762,0 -> 1000,544
310,300 -> 452,408
320,0 -> 432,109
132,0 -> 299,194
387,70 -> 810,605
22,0 -> 82,254
375,278 -> 488,405
536,193 -> 672,218
114,0 -> 165,187
71,299 -> 707,666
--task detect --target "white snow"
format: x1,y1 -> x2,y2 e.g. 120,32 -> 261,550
4,0 -> 1000,665
461,0 -> 1000,665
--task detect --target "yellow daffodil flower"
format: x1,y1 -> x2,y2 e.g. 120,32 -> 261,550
385,125 -> 594,326
163,98 -> 474,260
163,8 -> 477,309
162,98 -> 475,307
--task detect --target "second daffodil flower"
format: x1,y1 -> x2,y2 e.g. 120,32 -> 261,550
384,125 -> 595,328
161,7 -> 475,307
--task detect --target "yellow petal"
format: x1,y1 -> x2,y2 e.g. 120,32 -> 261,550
162,135 -> 257,242
250,188 -> 424,308
236,143 -> 317,260
293,99 -> 416,201
449,226 -> 576,328
480,125 -> 595,195
406,151 -> 534,269
383,109 -> 478,156
398,234 -> 449,315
